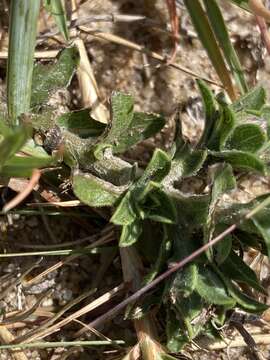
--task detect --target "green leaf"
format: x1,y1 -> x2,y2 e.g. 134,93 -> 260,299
226,124 -> 266,152
173,193 -> 210,229
210,150 -> 266,174
197,80 -> 218,147
141,183 -> 177,224
2,155 -> 53,177
7,0 -> 41,124
232,86 -> 266,113
205,164 -> 236,259
203,0 -> 248,94
22,139 -> 52,158
113,111 -> 165,153
0,126 -> 29,170
252,208 -> 270,259
101,92 -> 134,151
166,308 -> 188,353
169,264 -> 198,300
196,267 -> 236,306
111,191 -> 137,225
229,0 -> 249,11
220,251 -> 266,294
211,163 -> 236,206
44,0 -> 69,41
226,281 -> 268,313
100,92 -> 165,153
144,225 -> 173,283
166,143 -> 207,183
174,292 -> 205,339
136,149 -> 171,194
31,47 -> 79,107
183,0 -> 236,100
213,224 -> 233,264
119,220 -> 142,247
207,105 -> 236,151
56,109 -> 106,138
73,172 -> 123,207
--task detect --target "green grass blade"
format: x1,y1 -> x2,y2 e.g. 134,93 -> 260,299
203,0 -> 248,94
7,0 -> 40,125
183,0 -> 236,100
0,340 -> 125,350
44,0 -> 69,41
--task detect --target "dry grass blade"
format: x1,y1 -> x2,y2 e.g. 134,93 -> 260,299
79,27 -> 223,87
14,288 -> 97,344
74,38 -> 109,123
0,50 -> 59,59
249,0 -> 270,21
0,340 -> 125,351
24,228 -> 114,286
0,327 -> 27,360
0,290 -> 52,325
16,284 -> 125,343
27,200 -> 82,207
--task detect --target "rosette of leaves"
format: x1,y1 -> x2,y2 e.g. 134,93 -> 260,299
74,80 -> 270,352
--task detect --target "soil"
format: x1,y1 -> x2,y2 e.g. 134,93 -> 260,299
0,0 -> 270,359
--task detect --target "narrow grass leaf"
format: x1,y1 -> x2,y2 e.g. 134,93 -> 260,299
183,0 -> 236,100
0,340 -> 124,350
7,0 -> 40,124
203,0 -> 248,94
1,155 -> 53,177
44,0 -> 69,41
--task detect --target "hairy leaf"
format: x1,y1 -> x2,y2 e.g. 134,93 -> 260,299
169,264 -> 198,300
207,105 -> 236,151
119,220 -> 142,247
197,79 -> 218,147
220,251 -> 266,294
210,150 -> 266,174
226,281 -> 268,313
73,172 -> 123,207
196,267 -> 236,306
31,47 -> 79,107
232,86 -> 266,113
111,191 -> 137,225
57,109 -> 106,138
226,124 -> 266,152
